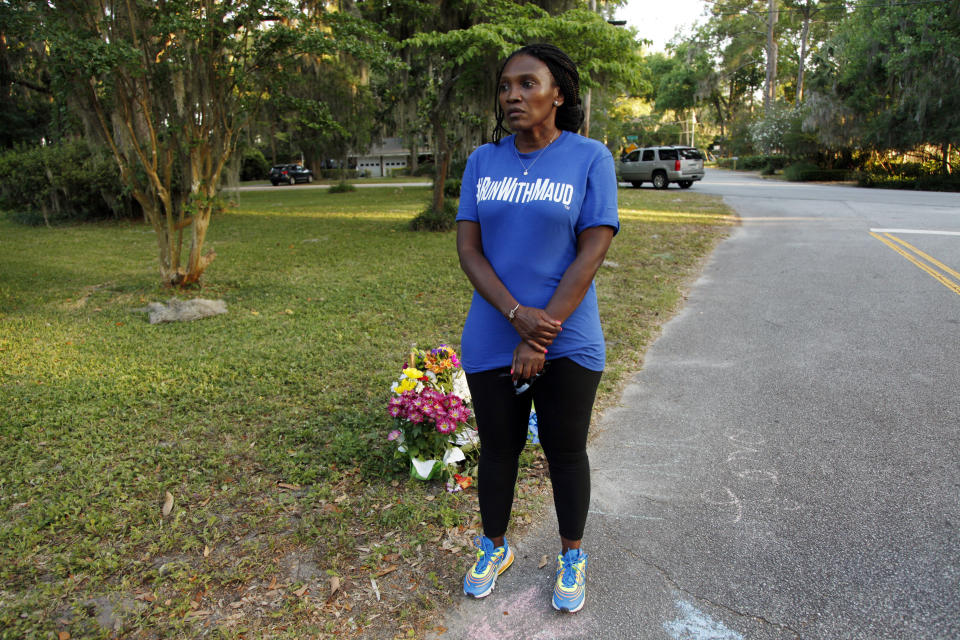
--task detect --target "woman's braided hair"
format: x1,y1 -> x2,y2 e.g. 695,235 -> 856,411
492,43 -> 583,144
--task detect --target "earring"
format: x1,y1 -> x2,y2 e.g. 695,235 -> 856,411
553,101 -> 559,106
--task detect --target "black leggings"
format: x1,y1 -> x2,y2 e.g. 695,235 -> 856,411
466,358 -> 602,541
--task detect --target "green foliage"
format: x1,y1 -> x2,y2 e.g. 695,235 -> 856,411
409,198 -> 458,232
328,180 -> 357,194
0,141 -> 138,225
443,178 -> 461,198
784,161 -> 848,182
808,2 -> 960,152
240,148 -> 271,182
715,155 -> 790,171
748,102 -> 801,155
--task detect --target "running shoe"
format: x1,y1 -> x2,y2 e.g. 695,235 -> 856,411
552,548 -> 588,613
462,536 -> 514,598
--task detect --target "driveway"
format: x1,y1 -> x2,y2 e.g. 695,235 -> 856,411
432,169 -> 960,639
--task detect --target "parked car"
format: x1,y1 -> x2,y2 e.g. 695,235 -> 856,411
269,164 -> 314,186
617,146 -> 705,189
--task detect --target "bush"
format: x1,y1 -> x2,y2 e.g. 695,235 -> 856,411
409,199 -> 457,232
857,171 -> 960,191
0,141 -> 139,225
784,162 -> 851,182
412,162 -> 435,177
328,180 -> 356,194
240,148 -> 270,181
714,155 -> 789,171
443,178 -> 461,198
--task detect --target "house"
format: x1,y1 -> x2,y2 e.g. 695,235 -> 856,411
350,137 -> 431,178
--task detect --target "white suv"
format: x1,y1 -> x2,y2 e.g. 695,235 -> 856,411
617,146 -> 705,189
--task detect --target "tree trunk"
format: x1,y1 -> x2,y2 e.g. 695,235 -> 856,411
713,95 -> 726,138
431,109 -> 449,212
764,0 -> 779,114
944,143 -> 952,175
797,16 -> 810,103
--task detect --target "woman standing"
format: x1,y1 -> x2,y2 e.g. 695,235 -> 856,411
456,44 -> 619,613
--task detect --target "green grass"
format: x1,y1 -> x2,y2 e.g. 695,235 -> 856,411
0,185 -> 734,639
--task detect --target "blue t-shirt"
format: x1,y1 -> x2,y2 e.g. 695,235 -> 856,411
456,130 -> 620,374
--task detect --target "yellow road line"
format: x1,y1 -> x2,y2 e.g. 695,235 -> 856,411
885,233 -> 960,282
870,232 -> 960,296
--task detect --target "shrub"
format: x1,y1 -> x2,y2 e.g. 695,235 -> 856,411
785,162 -> 850,182
443,178 -> 461,198
328,180 -> 356,194
240,148 -> 270,181
409,199 -> 457,232
857,171 -> 960,192
0,141 -> 139,225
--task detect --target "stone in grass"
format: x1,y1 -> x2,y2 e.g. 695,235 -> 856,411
81,595 -> 146,632
134,298 -> 227,324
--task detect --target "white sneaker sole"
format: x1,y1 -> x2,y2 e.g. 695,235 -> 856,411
464,547 -> 514,599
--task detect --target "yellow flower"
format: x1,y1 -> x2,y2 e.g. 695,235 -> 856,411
396,378 -> 417,393
403,367 -> 424,379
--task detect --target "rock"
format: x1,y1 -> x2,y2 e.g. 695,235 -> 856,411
134,298 -> 227,324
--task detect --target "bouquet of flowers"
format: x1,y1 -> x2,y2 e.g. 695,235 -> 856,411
386,345 -> 477,480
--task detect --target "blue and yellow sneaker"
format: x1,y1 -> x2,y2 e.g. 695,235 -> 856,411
552,548 -> 588,613
463,536 -> 514,598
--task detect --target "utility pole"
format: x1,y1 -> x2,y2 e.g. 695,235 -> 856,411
764,0 -> 778,114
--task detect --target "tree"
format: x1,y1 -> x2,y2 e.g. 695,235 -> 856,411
40,0 -> 384,286
807,1 -> 960,172
403,0 -> 644,213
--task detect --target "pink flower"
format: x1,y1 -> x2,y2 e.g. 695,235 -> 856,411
408,410 -> 424,424
387,429 -> 401,441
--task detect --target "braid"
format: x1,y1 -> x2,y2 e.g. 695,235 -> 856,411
492,44 -> 584,144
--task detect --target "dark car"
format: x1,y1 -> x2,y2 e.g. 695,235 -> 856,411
269,164 -> 314,186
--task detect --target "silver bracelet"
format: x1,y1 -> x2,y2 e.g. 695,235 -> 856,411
507,303 -> 520,320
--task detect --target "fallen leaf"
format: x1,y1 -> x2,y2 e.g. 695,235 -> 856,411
334,494 -> 348,503
58,632 -> 70,640
293,585 -> 309,598
229,601 -> 243,609
203,545 -> 211,558
136,592 -> 157,602
329,576 -> 341,600
424,495 -> 435,502
375,565 -> 398,578
162,491 -> 174,517
370,578 -> 380,602
268,576 -> 278,590
538,555 -> 548,569
277,482 -> 301,491
199,496 -> 212,507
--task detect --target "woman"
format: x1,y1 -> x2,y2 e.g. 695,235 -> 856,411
456,43 -> 619,613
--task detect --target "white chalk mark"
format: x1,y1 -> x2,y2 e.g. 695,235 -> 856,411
723,429 -> 766,446
700,487 -> 743,523
870,228 -> 960,237
735,469 -> 779,484
589,509 -> 664,521
664,599 -> 744,640
725,448 -> 759,462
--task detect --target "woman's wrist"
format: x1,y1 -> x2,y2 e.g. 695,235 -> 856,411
506,302 -> 520,320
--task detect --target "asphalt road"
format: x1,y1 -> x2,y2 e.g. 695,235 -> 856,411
431,169 -> 960,640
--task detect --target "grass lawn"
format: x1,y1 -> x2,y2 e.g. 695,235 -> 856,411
0,185 -> 735,639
